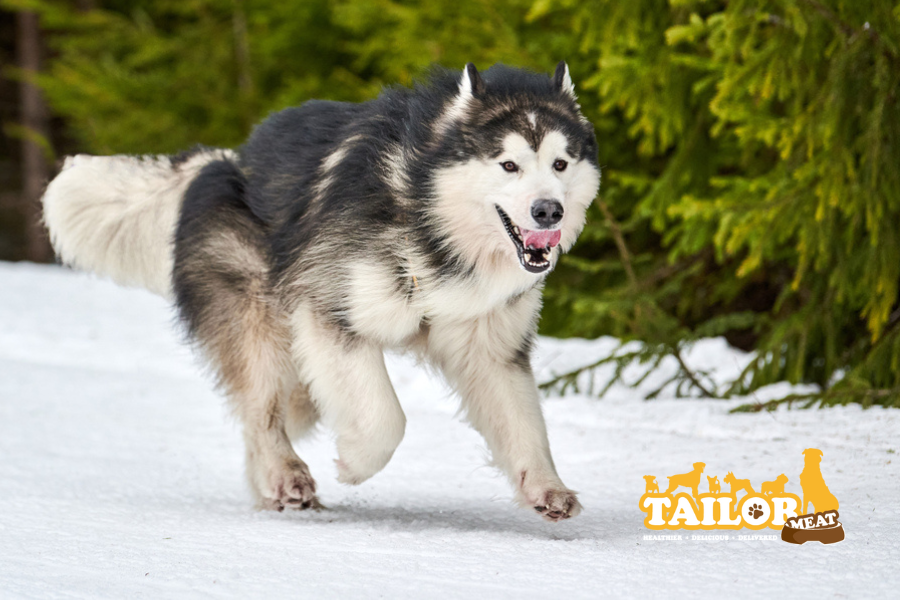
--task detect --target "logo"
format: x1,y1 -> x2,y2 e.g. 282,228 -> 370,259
639,448 -> 844,544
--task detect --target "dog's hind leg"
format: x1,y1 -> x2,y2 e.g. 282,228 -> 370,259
174,160 -> 319,510
291,304 -> 406,485
426,291 -> 581,522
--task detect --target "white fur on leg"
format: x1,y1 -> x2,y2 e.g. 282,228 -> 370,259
208,296 -> 319,511
426,291 -> 582,521
244,424 -> 318,511
237,372 -> 319,510
291,304 -> 407,485
232,368 -> 318,511
42,150 -> 234,299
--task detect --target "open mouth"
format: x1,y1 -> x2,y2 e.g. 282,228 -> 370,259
495,205 -> 561,274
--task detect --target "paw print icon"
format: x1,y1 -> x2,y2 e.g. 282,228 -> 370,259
747,503 -> 764,520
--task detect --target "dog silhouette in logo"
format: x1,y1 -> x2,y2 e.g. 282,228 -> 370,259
800,448 -> 839,514
761,474 -> 788,496
724,472 -> 754,497
665,462 -> 705,498
707,475 -> 721,495
644,475 -> 659,494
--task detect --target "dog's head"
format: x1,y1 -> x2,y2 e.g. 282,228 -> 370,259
430,62 -> 600,275
802,448 -> 823,464
644,475 -> 656,483
708,475 -> 718,485
776,473 -> 789,484
692,462 -> 706,473
724,471 -> 734,482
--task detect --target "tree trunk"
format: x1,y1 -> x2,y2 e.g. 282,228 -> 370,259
16,10 -> 53,263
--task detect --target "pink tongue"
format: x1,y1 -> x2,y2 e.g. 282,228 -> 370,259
522,229 -> 562,249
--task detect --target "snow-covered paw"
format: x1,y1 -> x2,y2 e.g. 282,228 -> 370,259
259,458 -> 319,512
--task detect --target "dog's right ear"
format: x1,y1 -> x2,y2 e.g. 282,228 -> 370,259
461,63 -> 486,98
440,64 -> 484,130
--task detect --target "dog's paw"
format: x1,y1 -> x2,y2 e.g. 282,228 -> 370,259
258,459 -> 319,512
334,458 -> 380,486
530,488 -> 583,522
333,430 -> 402,486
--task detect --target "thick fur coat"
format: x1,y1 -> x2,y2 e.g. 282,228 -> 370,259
42,62 -> 601,521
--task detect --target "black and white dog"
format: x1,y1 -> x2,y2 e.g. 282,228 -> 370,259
42,62 -> 600,521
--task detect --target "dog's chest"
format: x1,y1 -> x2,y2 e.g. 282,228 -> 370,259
343,263 -> 423,346
342,260 -> 538,346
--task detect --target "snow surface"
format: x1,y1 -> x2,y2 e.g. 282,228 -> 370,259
1,261 -> 898,599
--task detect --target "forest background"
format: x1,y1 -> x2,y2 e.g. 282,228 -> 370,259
2,0 -> 899,410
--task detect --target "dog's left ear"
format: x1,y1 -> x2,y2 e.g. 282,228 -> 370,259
462,63 -> 486,98
553,61 -> 576,99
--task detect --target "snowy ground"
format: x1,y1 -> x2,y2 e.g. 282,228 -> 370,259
1,261 -> 898,599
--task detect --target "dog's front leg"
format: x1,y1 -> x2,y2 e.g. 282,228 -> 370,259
428,301 -> 582,521
292,305 -> 406,485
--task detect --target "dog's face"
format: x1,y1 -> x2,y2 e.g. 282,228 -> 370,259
644,475 -> 656,483
693,462 -> 706,472
708,476 -> 718,485
777,474 -> 788,483
432,63 -> 600,275
487,129 -> 599,273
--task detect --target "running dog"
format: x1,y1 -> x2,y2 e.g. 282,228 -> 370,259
42,62 -> 600,521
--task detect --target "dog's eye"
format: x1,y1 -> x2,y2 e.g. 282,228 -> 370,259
553,159 -> 568,172
500,161 -> 518,173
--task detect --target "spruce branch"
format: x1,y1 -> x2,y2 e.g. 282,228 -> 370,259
797,0 -> 855,39
597,198 -> 637,287
671,345 -> 717,398
590,198 -> 718,399
797,0 -> 892,54
731,386 -> 900,412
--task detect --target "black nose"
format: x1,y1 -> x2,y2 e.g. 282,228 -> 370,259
531,199 -> 564,228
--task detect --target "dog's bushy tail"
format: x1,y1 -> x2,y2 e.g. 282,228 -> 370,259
42,148 -> 235,299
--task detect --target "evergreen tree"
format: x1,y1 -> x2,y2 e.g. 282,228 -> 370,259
538,0 -> 900,409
